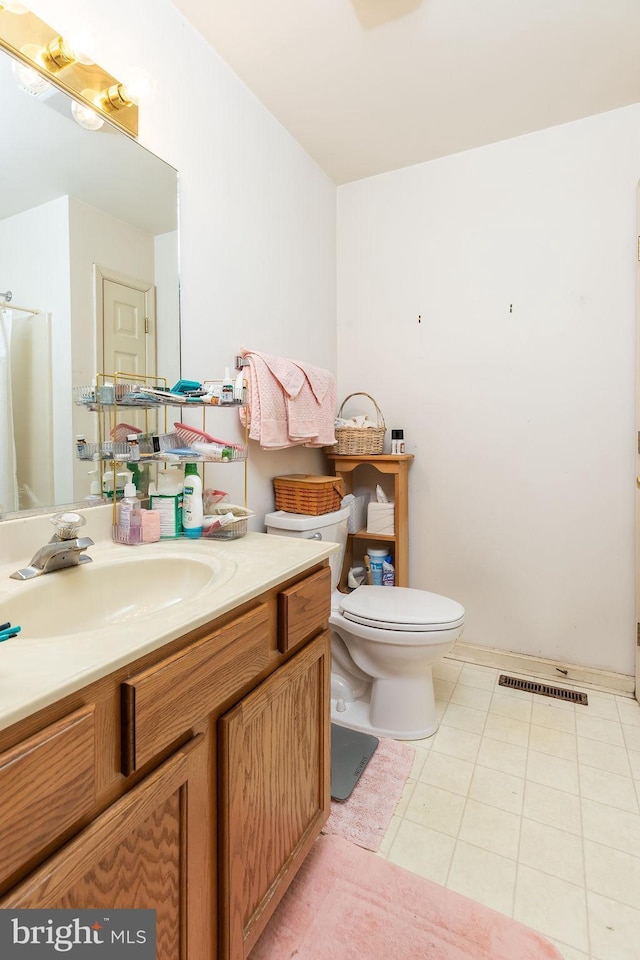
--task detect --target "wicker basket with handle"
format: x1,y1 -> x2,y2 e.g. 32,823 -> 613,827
325,392 -> 386,456
273,474 -> 345,515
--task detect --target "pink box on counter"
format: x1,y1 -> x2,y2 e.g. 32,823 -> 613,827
141,509 -> 161,542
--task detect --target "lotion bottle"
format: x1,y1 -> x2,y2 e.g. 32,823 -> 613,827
182,463 -> 203,538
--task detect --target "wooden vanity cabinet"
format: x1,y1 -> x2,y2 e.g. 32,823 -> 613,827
0,562 -> 332,960
1,734 -> 209,958
219,629 -> 331,960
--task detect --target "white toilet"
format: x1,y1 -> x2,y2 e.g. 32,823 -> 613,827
265,506 -> 465,740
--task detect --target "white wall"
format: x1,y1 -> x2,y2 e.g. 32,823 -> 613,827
27,0 -> 338,524
155,231 -> 180,385
338,106 -> 640,676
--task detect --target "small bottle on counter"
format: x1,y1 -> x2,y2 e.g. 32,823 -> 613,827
76,434 -> 91,459
221,368 -> 235,404
391,429 -> 405,455
127,433 -> 140,461
114,482 -> 142,544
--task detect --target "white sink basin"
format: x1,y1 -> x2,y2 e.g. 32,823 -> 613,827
0,553 -> 231,639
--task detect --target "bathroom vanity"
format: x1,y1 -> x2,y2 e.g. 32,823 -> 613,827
0,524 -> 334,960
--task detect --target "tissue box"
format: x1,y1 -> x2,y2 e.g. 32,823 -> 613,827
366,502 -> 395,535
346,493 -> 370,533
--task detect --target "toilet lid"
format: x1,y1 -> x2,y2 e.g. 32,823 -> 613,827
339,585 -> 465,632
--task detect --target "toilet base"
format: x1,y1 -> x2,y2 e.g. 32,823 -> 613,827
331,670 -> 442,740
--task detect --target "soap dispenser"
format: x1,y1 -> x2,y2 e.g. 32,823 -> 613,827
115,482 -> 142,544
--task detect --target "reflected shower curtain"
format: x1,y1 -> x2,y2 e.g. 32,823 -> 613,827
11,310 -> 53,510
0,307 -> 18,513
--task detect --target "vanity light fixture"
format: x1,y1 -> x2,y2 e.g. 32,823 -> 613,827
103,68 -> 154,109
70,68 -> 153,131
37,33 -> 93,69
0,5 -> 139,136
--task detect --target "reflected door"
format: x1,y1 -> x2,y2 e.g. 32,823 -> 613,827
101,275 -> 156,379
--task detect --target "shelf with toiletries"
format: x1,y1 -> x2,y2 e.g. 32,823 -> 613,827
79,372 -> 250,544
326,453 -> 414,590
74,429 -> 248,465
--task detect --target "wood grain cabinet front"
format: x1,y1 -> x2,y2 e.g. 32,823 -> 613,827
218,629 -> 331,960
0,706 -> 95,888
277,565 -> 331,654
0,735 -> 210,960
121,604 -> 271,774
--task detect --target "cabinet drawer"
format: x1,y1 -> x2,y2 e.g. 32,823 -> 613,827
0,706 -> 95,886
277,566 -> 331,654
122,604 -> 271,773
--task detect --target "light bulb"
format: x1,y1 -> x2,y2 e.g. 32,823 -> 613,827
71,99 -> 104,131
11,58 -> 52,97
64,27 -> 95,66
119,67 -> 154,106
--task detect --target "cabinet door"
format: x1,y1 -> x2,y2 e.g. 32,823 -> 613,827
0,735 -> 211,960
0,706 -> 95,889
219,631 -> 331,960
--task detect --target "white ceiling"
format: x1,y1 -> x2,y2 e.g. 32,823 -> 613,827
172,0 -> 640,184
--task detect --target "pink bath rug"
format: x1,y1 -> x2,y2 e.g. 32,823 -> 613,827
249,834 -> 563,960
322,735 -> 415,851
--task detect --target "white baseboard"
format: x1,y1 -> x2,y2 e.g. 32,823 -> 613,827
448,641 -> 636,699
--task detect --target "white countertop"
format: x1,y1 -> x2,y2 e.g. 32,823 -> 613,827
0,528 -> 337,732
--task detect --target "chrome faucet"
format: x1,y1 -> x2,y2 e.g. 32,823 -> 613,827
10,512 -> 94,581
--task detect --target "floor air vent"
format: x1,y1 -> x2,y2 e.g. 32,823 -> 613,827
498,674 -> 588,705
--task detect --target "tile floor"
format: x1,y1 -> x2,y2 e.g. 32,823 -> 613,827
377,658 -> 640,960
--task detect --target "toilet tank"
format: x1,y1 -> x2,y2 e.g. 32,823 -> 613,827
265,506 -> 350,590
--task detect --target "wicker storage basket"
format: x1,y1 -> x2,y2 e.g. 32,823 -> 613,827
326,392 -> 386,456
273,474 -> 345,516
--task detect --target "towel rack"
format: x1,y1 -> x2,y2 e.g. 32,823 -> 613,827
235,356 -> 250,370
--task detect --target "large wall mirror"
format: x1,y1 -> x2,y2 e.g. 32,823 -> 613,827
0,46 -> 179,520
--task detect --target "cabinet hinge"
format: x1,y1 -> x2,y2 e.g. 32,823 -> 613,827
637,622 -> 640,646
638,236 -> 640,262
145,317 -> 150,334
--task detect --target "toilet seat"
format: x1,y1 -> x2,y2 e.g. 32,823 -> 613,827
338,585 -> 465,633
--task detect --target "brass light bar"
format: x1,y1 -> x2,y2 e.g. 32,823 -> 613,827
0,7 -> 138,137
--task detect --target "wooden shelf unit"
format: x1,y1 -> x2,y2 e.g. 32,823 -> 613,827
326,453 -> 414,590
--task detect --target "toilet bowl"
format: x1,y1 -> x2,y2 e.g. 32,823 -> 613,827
265,507 -> 465,740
